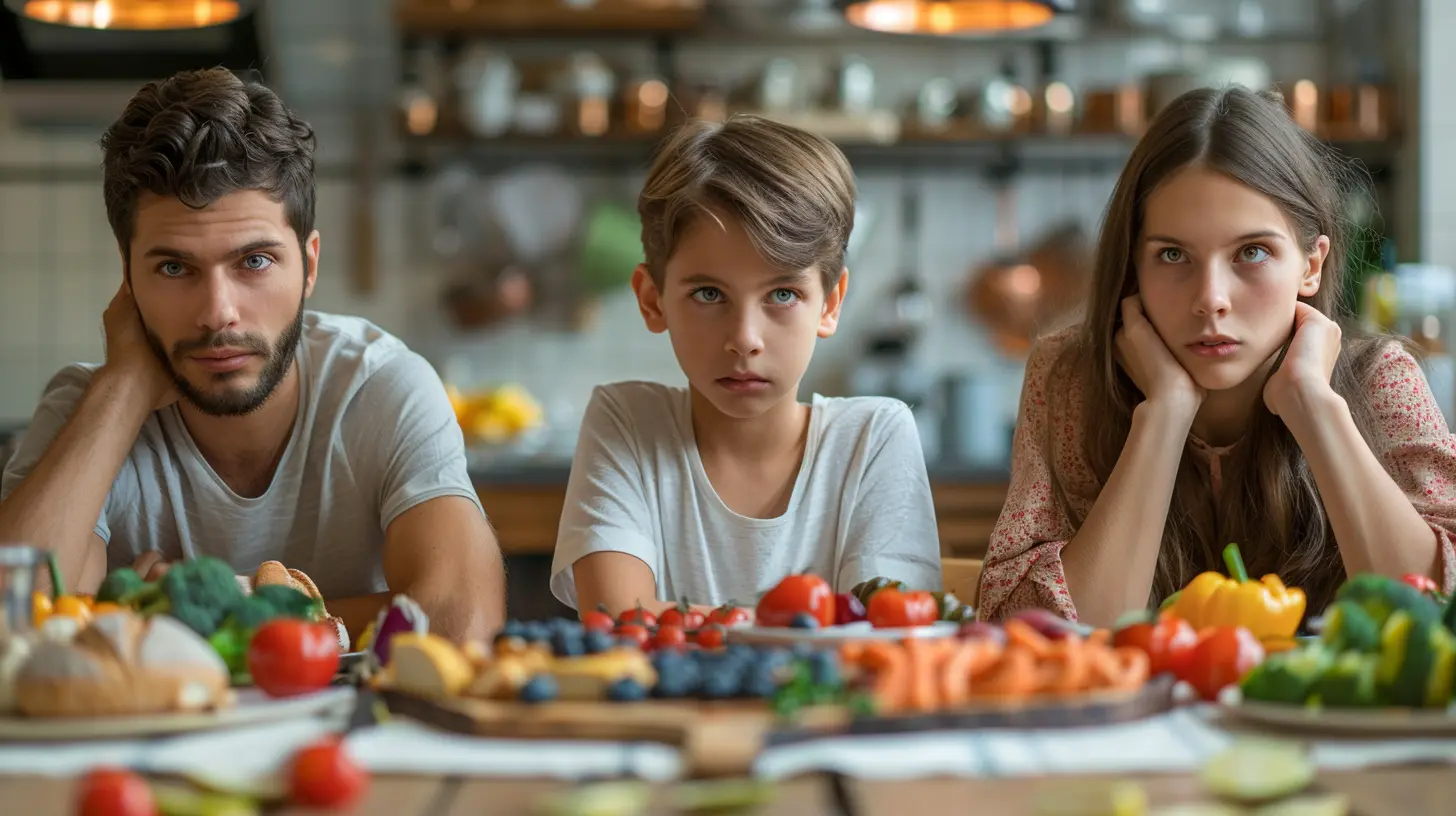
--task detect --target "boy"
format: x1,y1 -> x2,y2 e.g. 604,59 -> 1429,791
550,115 -> 941,616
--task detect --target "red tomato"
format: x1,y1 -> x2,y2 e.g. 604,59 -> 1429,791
581,605 -> 616,633
865,588 -> 939,628
289,737 -> 368,809
1183,626 -> 1266,701
706,602 -> 752,627
694,623 -> 726,650
1402,573 -> 1440,594
247,619 -> 341,698
657,600 -> 707,631
1112,621 -> 1155,654
76,767 -> 156,816
754,574 -> 834,628
651,623 -> 688,651
617,605 -> 658,628
1145,613 -> 1198,678
613,623 -> 651,650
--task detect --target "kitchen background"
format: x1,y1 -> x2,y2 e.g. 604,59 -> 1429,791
0,0 -> 1449,616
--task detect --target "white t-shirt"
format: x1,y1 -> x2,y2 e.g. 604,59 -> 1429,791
0,311 -> 486,600
549,381 -> 942,610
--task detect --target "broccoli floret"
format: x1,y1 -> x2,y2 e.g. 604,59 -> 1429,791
1240,645 -> 1333,704
1321,601 -> 1382,653
250,584 -> 323,620
225,595 -> 280,632
1336,574 -> 1442,628
154,557 -> 246,637
96,568 -> 149,605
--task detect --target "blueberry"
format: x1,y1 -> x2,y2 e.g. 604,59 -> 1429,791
519,674 -> 559,704
808,650 -> 841,687
607,677 -> 648,702
789,612 -> 820,629
791,643 -> 816,660
500,620 -> 527,639
700,667 -> 744,699
652,657 -> 702,699
757,647 -> 793,671
521,622 -> 552,643
742,664 -> 781,699
551,630 -> 585,658
550,617 -> 584,636
582,630 -> 615,655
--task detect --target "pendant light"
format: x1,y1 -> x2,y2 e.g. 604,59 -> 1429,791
839,0 -> 1068,35
4,0 -> 257,31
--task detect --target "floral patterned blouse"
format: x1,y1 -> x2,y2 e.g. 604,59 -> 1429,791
978,325 -> 1456,622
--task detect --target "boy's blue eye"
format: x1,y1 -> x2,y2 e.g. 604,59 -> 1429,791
690,287 -> 723,304
1238,245 -> 1271,264
1157,248 -> 1185,264
770,288 -> 800,305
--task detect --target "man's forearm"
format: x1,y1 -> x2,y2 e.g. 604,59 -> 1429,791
0,369 -> 150,590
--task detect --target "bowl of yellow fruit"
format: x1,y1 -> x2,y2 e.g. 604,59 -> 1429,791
447,383 -> 545,448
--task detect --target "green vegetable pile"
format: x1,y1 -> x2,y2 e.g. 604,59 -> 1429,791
98,556 -> 323,681
1240,573 -> 1456,709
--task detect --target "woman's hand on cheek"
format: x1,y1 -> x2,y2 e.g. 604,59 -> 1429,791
1263,301 -> 1342,418
1115,295 -> 1205,419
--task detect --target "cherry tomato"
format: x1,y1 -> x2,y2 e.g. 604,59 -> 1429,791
617,604 -> 658,628
651,623 -> 688,651
833,593 -> 867,625
613,623 -> 651,650
581,605 -> 616,633
1145,613 -> 1198,678
754,574 -> 834,628
1402,573 -> 1440,595
76,767 -> 156,816
706,602 -> 752,627
865,588 -> 939,628
289,737 -> 368,809
657,599 -> 706,631
246,619 -> 340,698
1112,621 -> 1155,654
694,623 -> 727,650
1183,626 -> 1266,701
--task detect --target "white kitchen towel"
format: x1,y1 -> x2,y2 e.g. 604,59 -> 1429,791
345,720 -> 683,781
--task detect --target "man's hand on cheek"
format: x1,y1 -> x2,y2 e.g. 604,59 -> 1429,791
101,282 -> 179,413
131,549 -> 171,582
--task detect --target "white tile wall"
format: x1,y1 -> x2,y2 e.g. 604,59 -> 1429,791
0,1 -> 1372,427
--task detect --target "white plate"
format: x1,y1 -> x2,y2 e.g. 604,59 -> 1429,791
1219,688 -> 1456,736
0,686 -> 356,742
726,620 -> 958,646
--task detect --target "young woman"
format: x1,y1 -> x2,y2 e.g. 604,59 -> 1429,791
979,85 -> 1456,627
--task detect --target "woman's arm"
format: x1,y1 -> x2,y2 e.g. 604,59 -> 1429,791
1284,387 -> 1442,580
1058,400 -> 1196,626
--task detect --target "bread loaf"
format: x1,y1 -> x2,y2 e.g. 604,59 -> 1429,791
252,561 -> 350,651
14,611 -> 231,717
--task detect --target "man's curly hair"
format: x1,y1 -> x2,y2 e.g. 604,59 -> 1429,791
100,67 -> 316,255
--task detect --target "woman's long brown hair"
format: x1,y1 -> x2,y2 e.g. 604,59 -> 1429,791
1045,86 -> 1393,615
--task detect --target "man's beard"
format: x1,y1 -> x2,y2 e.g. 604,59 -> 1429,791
144,301 -> 306,417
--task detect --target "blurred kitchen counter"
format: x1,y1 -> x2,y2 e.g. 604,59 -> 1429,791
472,457 -> 1009,559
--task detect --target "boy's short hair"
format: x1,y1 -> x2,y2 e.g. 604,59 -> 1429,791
637,115 -> 856,295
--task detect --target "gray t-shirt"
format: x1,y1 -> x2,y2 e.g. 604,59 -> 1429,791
0,311 -> 485,599
549,381 -> 942,610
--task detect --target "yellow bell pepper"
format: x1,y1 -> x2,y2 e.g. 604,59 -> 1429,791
1169,543 -> 1306,640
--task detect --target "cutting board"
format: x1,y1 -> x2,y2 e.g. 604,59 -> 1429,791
379,692 -> 839,778
381,676 -> 1176,777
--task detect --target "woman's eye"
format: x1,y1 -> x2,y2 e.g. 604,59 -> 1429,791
1157,248 -> 1185,263
243,254 -> 274,271
159,262 -> 186,277
690,287 -> 723,304
1238,245 -> 1271,264
770,288 -> 800,305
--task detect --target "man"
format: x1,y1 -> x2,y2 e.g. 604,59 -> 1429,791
0,68 -> 505,644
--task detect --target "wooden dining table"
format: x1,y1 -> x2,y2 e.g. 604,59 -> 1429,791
5,765 -> 1453,815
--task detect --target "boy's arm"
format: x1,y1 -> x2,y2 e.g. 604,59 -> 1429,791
834,403 -> 943,593
552,387 -> 670,616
